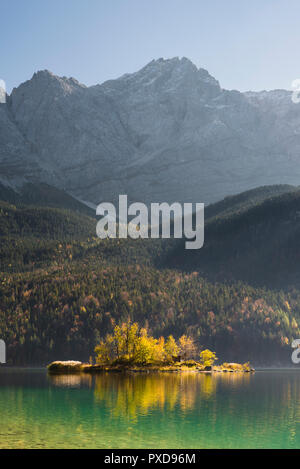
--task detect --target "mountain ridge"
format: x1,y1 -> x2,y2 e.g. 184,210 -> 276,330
2,57 -> 300,206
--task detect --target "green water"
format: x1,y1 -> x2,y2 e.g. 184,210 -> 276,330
0,369 -> 300,449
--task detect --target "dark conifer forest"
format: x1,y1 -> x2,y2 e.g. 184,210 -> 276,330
1,183 -> 300,366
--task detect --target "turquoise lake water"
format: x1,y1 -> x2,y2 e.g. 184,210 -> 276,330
0,369 -> 299,449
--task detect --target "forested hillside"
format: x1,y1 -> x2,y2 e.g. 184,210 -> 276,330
1,184 -> 300,366
0,183 -> 94,215
169,188 -> 300,288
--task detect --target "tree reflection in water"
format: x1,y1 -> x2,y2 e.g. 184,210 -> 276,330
90,372 -> 252,419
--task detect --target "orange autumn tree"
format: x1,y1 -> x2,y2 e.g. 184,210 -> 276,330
164,335 -> 179,362
178,335 -> 197,360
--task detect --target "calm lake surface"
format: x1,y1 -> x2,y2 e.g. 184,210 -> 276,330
0,369 -> 300,449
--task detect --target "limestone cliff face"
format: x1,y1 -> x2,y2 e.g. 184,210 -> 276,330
1,57 -> 300,205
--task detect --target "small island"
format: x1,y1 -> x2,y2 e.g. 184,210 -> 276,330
48,321 -> 255,374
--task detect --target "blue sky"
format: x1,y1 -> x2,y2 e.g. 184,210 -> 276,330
2,0 -> 300,93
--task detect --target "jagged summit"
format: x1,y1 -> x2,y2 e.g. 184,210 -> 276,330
99,56 -> 221,104
144,56 -> 197,69
10,69 -> 86,99
31,69 -> 86,88
125,56 -> 217,82
33,69 -> 55,78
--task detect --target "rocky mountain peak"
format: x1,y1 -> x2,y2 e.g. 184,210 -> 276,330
12,69 -> 85,98
99,56 -> 221,104
1,58 -> 300,208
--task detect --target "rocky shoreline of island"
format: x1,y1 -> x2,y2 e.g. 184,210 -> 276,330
47,360 -> 255,374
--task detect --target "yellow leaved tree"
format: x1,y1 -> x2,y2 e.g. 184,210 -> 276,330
199,349 -> 218,367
